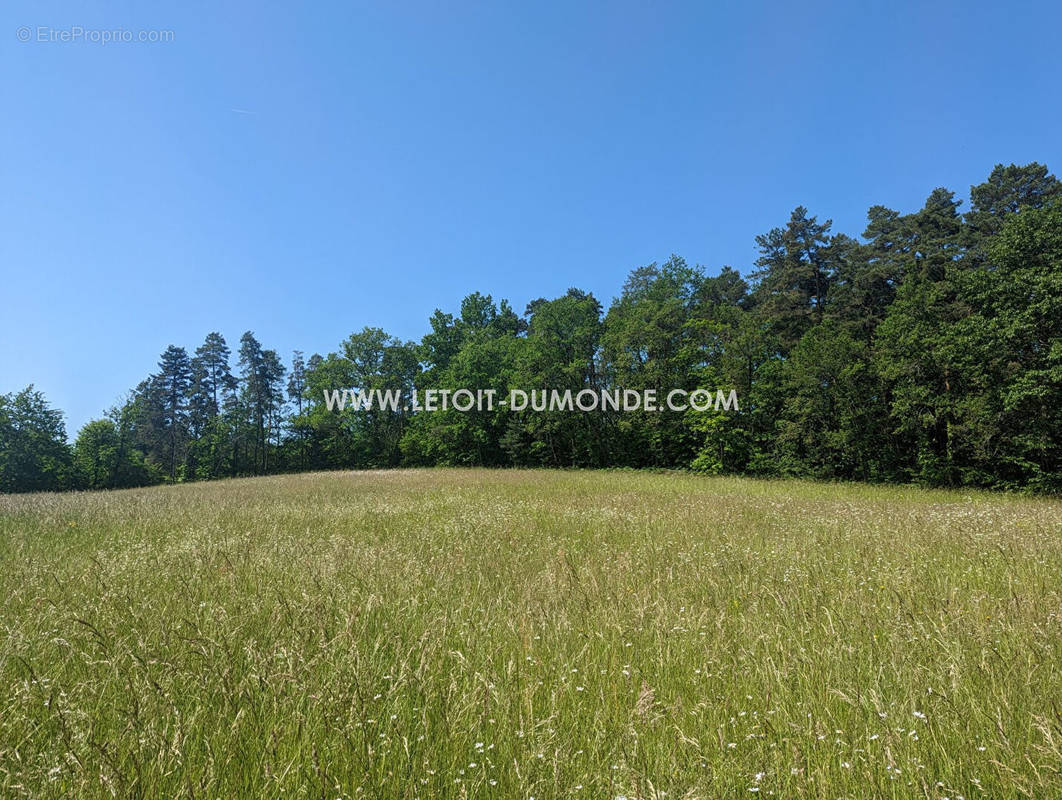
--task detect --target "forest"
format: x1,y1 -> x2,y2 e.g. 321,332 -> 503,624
2,162 -> 1060,493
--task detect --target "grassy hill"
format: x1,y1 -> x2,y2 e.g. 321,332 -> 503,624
2,470 -> 1061,798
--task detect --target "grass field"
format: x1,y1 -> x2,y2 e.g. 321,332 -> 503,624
1,469 -> 1061,799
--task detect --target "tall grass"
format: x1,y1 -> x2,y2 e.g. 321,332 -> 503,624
1,469 -> 1061,798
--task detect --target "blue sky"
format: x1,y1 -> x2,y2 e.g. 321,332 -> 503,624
3,0 -> 1060,436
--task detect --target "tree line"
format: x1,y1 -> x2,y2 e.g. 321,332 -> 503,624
3,162 -> 1060,493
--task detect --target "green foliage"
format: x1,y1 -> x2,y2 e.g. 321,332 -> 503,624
73,410 -> 156,490
601,257 -> 709,466
0,386 -> 73,492
404,295 -> 514,466
3,162 -> 1061,493
504,290 -> 606,466
238,332 -> 286,474
952,202 -> 1062,490
751,207 -> 847,349
774,322 -> 886,480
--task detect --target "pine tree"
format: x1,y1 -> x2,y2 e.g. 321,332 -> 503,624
751,207 -> 842,350
154,345 -> 193,482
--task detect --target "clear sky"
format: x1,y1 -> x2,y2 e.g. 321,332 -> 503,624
3,0 -> 1060,436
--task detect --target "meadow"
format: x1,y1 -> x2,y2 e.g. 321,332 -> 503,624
1,469 -> 1061,799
